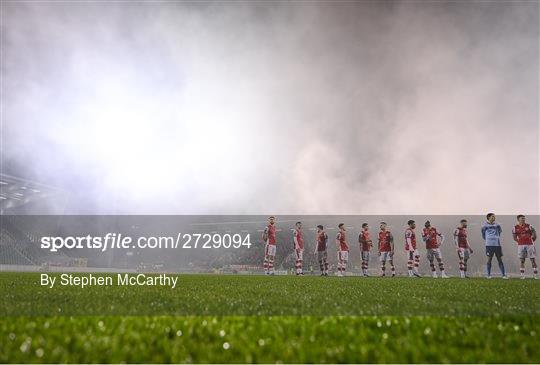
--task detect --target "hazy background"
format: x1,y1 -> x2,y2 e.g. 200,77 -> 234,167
2,1 -> 538,214
6,214 -> 539,274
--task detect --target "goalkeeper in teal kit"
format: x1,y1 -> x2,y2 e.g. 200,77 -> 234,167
481,213 -> 507,279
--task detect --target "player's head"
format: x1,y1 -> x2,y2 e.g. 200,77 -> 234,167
362,223 -> 368,230
424,220 -> 431,228
317,224 -> 323,231
486,213 -> 495,223
268,216 -> 275,224
295,221 -> 302,229
407,220 -> 415,228
460,219 -> 468,228
338,223 -> 345,231
380,222 -> 387,230
517,214 -> 526,224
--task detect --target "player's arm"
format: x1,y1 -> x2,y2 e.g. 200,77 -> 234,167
293,230 -> 299,247
481,225 -> 486,241
405,231 -> 413,250
360,233 -> 368,246
421,230 -> 428,242
335,233 -> 340,250
262,228 -> 268,243
361,233 -> 371,248
324,233 -> 329,250
532,226 -> 537,242
512,226 -> 518,243
389,233 -> 394,254
453,229 -> 459,248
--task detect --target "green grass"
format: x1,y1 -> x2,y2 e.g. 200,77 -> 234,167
2,273 -> 539,316
1,273 -> 539,363
2,316 -> 538,363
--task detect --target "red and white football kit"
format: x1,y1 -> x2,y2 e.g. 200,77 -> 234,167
422,226 -> 446,276
378,230 -> 395,277
405,228 -> 417,251
454,227 -> 469,250
337,231 -> 349,276
513,223 -> 538,278
263,224 -> 277,274
379,230 -> 393,254
454,227 -> 471,276
316,230 -> 329,275
293,228 -> 304,274
405,227 -> 420,275
359,229 -> 371,274
513,223 -> 537,258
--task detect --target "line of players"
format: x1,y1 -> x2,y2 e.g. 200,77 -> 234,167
262,214 -> 538,279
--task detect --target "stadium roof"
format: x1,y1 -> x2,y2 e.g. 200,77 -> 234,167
0,173 -> 64,213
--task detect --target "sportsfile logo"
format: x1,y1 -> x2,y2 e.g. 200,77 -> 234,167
40,232 -> 253,252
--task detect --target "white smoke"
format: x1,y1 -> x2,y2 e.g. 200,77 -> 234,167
2,1 -> 538,214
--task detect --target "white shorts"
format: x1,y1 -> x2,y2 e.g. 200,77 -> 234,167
407,249 -> 420,260
426,248 -> 442,261
379,251 -> 393,262
317,250 -> 328,262
361,251 -> 370,261
457,248 -> 470,261
265,243 -> 276,257
518,245 -> 536,259
338,250 -> 349,262
295,248 -> 304,261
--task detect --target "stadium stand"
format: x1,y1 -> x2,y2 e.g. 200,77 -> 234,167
0,173 -> 73,267
0,229 -> 35,265
0,173 -> 65,214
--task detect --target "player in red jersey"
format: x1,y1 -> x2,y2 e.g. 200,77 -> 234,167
336,223 -> 349,276
358,223 -> 372,276
378,222 -> 395,277
315,225 -> 329,276
293,221 -> 305,275
262,216 -> 277,275
512,215 -> 538,279
405,220 -> 421,277
422,221 -> 448,278
454,219 -> 473,278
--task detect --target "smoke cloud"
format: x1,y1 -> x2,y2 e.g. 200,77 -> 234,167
2,1 -> 538,214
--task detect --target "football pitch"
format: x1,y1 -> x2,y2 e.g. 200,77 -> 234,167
1,273 -> 539,363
